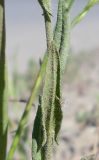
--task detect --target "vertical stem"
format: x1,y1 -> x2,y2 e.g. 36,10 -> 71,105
43,1 -> 53,160
44,11 -> 53,50
43,137 -> 52,160
0,0 -> 8,159
45,19 -> 53,50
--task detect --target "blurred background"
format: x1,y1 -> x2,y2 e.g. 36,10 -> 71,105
6,0 -> 99,160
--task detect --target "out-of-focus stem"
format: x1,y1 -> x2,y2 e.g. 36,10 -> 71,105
72,0 -> 99,27
0,0 -> 8,159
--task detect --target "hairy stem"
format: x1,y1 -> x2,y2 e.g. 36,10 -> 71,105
44,3 -> 53,49
43,1 -> 53,160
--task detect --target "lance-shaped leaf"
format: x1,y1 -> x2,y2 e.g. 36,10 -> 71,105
54,0 -> 63,51
59,0 -> 75,78
32,96 -> 47,160
32,42 -> 62,160
0,0 -> 8,159
54,46 -> 63,143
59,0 -> 71,78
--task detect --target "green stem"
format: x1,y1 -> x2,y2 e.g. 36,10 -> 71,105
0,0 -> 8,159
43,137 -> 52,160
44,5 -> 53,49
43,1 -> 53,160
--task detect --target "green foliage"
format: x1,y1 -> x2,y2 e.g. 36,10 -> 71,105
5,0 -> 99,159
59,0 -> 71,78
32,0 -> 99,159
0,0 -> 8,159
32,0 -> 72,159
32,42 -> 62,160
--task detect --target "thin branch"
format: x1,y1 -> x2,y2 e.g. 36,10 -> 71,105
72,0 -> 99,27
39,1 -> 53,160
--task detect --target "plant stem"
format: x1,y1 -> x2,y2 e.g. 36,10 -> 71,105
44,5 -> 53,49
0,0 -> 8,159
43,1 -> 53,160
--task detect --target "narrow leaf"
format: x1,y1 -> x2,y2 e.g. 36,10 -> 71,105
72,0 -> 99,27
32,42 -> 62,160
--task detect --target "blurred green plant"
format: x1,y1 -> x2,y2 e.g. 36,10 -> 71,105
72,0 -> 99,27
0,0 -> 8,159
75,108 -> 99,126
